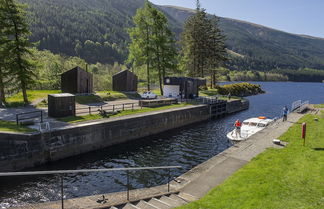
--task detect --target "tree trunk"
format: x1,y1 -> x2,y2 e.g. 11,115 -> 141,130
146,26 -> 150,91
21,81 -> 28,105
0,69 -> 5,105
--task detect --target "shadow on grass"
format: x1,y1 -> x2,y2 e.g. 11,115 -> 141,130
313,148 -> 324,151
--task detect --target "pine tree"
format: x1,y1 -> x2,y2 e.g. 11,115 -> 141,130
180,0 -> 227,83
127,0 -> 177,93
0,0 -> 9,105
2,0 -> 35,105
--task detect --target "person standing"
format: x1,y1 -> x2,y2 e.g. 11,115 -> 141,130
282,106 -> 288,122
234,119 -> 241,137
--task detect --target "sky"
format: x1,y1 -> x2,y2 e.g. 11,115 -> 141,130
150,0 -> 324,38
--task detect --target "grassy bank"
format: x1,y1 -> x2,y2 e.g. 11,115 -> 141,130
58,103 -> 190,123
314,104 -> 324,108
5,90 -> 60,107
178,114 -> 324,209
0,120 -> 35,133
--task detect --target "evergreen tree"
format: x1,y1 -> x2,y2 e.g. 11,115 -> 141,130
127,0 -> 177,93
0,0 -> 9,105
2,0 -> 35,105
180,0 -> 227,83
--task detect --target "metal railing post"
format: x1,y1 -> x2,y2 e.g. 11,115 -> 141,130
113,105 -> 115,112
41,111 -> 43,123
16,114 -> 19,125
61,175 -> 64,209
126,170 -> 130,201
132,103 -> 134,110
167,168 -> 170,192
88,107 -> 91,115
123,104 -> 125,111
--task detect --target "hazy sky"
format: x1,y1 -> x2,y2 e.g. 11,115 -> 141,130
150,0 -> 324,38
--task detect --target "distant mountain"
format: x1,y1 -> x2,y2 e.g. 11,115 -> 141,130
20,0 -> 324,71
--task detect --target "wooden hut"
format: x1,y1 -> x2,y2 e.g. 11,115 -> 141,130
61,66 -> 93,94
163,77 -> 206,99
112,70 -> 138,91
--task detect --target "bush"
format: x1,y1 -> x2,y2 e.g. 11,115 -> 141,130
215,82 -> 264,96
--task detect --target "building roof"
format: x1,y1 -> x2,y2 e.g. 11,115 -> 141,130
61,66 -> 90,76
113,69 -> 135,76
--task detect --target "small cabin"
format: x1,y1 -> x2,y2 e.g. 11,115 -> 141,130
112,70 -> 138,91
163,77 -> 206,99
61,66 -> 93,94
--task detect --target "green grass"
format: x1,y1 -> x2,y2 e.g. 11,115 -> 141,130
58,103 -> 190,123
0,120 -> 35,133
177,114 -> 324,209
314,104 -> 324,108
75,94 -> 103,104
5,90 -> 60,107
96,91 -> 140,101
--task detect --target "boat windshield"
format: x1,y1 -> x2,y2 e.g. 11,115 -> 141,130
249,122 -> 257,126
258,123 -> 266,127
243,122 -> 249,125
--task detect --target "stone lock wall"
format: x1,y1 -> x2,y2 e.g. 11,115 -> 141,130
0,105 -> 210,171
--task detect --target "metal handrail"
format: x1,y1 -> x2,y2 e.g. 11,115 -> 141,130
0,166 -> 181,176
0,166 -> 181,209
16,110 -> 43,125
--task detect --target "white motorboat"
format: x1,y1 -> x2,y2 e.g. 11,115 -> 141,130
227,117 -> 274,141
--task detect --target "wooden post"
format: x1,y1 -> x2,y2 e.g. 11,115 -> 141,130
302,122 -> 306,146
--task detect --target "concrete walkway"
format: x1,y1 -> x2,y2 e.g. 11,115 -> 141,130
10,112 -> 305,209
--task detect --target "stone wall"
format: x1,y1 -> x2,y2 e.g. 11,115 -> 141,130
0,105 -> 210,171
226,99 -> 249,114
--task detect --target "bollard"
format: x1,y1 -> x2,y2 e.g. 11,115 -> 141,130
301,122 -> 306,146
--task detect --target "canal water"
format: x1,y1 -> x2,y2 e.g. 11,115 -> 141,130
1,82 -> 324,208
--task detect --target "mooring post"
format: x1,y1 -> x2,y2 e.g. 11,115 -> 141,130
113,105 -> 115,112
40,111 -> 43,123
61,175 -> 64,209
16,114 -> 19,125
132,103 -> 134,110
123,104 -> 125,111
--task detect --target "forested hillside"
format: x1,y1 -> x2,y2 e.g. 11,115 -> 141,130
20,0 -> 324,71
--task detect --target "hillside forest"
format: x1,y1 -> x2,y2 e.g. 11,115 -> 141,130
2,0 -> 324,105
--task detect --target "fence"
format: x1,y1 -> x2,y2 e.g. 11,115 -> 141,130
75,102 -> 139,115
291,100 -> 309,113
16,110 -> 43,125
0,166 -> 181,209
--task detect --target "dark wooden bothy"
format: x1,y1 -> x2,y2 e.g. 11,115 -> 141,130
61,66 -> 93,94
163,77 -> 206,99
48,93 -> 76,118
112,70 -> 138,91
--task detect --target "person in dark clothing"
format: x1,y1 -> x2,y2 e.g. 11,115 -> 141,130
282,106 -> 288,122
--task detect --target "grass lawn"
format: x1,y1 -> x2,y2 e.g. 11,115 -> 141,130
5,90 -> 60,107
177,114 -> 324,209
314,104 -> 324,108
58,103 -> 190,123
96,91 -> 140,101
0,120 -> 35,133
